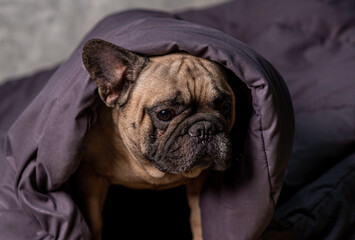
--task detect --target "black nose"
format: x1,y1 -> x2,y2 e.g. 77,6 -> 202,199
188,121 -> 216,139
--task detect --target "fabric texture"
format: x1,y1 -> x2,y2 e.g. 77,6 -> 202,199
0,2 -> 306,240
179,0 -> 355,239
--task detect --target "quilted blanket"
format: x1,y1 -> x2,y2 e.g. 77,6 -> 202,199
1,0 -> 353,239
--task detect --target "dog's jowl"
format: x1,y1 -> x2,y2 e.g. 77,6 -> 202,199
77,39 -> 235,240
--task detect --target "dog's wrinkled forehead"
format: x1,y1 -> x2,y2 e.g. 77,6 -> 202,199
134,53 -> 231,106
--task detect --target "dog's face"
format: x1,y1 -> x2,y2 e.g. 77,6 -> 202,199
82,39 -> 235,179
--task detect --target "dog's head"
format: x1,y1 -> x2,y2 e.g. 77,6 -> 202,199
82,39 -> 235,178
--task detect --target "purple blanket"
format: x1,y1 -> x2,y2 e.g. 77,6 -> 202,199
0,8 -> 293,240
1,0 -> 354,239
180,0 -> 355,239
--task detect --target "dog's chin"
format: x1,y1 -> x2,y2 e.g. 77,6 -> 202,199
142,159 -> 207,179
181,165 -> 207,178
152,144 -> 232,178
151,153 -> 231,179
144,165 -> 167,178
148,160 -> 207,179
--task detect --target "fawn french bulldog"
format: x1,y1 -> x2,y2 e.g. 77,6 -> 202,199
77,39 -> 235,240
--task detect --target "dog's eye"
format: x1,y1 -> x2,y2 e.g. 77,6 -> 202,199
156,109 -> 176,122
220,101 -> 232,115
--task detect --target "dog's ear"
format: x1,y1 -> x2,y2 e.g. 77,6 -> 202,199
82,39 -> 148,107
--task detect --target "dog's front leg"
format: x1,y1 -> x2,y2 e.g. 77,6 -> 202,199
186,173 -> 208,240
76,163 -> 109,240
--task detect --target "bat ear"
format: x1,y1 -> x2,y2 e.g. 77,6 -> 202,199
82,39 -> 148,107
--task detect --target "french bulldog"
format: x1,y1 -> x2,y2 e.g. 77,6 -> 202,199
76,39 -> 236,240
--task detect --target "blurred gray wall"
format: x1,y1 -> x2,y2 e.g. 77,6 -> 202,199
0,0 -> 229,83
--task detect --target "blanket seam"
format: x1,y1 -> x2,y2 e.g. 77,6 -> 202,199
259,113 -> 275,206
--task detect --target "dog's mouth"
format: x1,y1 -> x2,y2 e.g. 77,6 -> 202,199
142,110 -> 234,177
157,132 -> 232,174
147,117 -> 233,175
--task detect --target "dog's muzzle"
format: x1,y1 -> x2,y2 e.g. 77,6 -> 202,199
150,116 -> 232,174
188,120 -> 223,142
